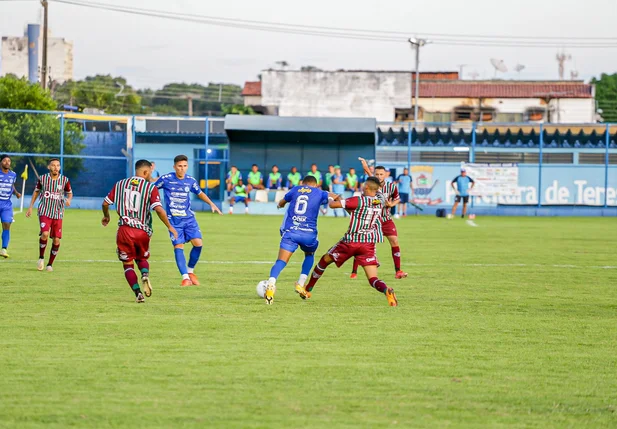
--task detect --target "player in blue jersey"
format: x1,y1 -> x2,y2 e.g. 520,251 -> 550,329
154,155 -> 222,287
264,175 -> 339,305
0,155 -> 21,258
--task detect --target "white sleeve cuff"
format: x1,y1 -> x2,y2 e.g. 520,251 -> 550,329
150,202 -> 162,210
340,199 -> 346,208
104,197 -> 113,205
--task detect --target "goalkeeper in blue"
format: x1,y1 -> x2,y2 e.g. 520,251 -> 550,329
264,175 -> 339,305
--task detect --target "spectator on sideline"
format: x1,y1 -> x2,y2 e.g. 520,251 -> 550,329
346,168 -> 359,193
451,167 -> 475,219
306,164 -> 323,188
287,166 -> 301,189
397,168 -> 413,217
151,162 -> 160,179
324,165 -> 335,192
247,164 -> 264,192
331,166 -> 347,217
268,165 -> 282,190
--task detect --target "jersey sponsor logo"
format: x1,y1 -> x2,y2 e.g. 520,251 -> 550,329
121,216 -> 146,229
43,191 -> 63,200
117,250 -> 129,261
298,188 -> 312,194
170,209 -> 187,217
292,215 -> 307,222
171,192 -> 188,197
366,257 -> 376,263
169,197 -> 185,203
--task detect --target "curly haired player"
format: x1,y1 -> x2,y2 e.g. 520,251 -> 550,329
350,157 -> 408,280
296,177 -> 399,307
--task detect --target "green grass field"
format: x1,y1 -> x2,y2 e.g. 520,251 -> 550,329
1,211 -> 616,428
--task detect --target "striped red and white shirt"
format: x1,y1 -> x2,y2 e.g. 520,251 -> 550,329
341,196 -> 384,243
35,174 -> 72,219
104,177 -> 162,237
379,181 -> 399,223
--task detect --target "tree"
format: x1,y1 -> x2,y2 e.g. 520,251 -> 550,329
590,73 -> 617,123
0,76 -> 84,179
54,75 -> 142,114
221,104 -> 256,115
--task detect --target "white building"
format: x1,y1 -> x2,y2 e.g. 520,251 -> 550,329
244,70 -> 596,124
1,26 -> 73,84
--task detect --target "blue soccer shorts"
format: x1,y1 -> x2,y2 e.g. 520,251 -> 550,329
170,221 -> 202,246
280,231 -> 319,254
0,200 -> 13,223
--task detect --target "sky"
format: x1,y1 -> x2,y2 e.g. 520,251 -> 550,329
1,0 -> 616,89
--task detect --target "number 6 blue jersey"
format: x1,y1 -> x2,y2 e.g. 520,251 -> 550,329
281,186 -> 329,234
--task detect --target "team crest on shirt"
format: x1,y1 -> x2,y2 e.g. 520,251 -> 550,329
130,178 -> 140,186
184,186 -> 189,192
57,184 -> 63,190
298,188 -> 312,194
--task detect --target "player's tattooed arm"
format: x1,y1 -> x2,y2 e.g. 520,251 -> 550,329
197,191 -> 223,215
12,185 -> 21,199
357,157 -> 371,177
154,206 -> 178,240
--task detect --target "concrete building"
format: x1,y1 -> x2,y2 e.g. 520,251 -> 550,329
243,70 -> 595,124
1,24 -> 73,84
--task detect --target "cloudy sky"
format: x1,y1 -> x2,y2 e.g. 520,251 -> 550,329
1,0 -> 616,89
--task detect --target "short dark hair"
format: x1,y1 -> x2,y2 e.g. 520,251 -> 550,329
252,164 -> 258,168
0,154 -> 9,162
374,165 -> 387,172
302,175 -> 317,185
311,163 -> 317,167
365,176 -> 381,190
48,158 -> 60,165
135,159 -> 152,171
272,165 -> 278,169
174,154 -> 188,164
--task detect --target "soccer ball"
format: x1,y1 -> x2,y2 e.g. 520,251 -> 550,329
256,280 -> 268,298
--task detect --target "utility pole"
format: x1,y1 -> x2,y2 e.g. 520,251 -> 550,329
408,38 -> 429,123
40,0 -> 49,90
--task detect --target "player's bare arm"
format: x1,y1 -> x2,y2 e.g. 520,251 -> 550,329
386,198 -> 401,208
277,198 -> 288,209
357,157 -> 371,176
65,190 -> 73,207
328,192 -> 341,201
451,182 -> 459,195
12,185 -> 21,199
154,206 -> 178,240
101,201 -> 111,226
329,199 -> 345,209
25,189 -> 40,218
197,192 -> 223,215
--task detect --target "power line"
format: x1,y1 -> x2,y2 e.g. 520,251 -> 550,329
53,0 -> 617,48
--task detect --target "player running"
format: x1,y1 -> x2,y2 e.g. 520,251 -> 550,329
154,154 -> 222,287
296,177 -> 399,306
26,158 -> 72,271
351,157 -> 408,280
0,155 -> 21,258
102,160 -> 178,303
264,175 -> 339,305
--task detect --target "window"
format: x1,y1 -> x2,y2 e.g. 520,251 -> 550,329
453,107 -> 475,122
526,108 -> 546,122
419,151 -> 469,162
496,113 -> 524,123
395,108 -> 419,122
478,109 -> 495,122
579,153 -> 617,165
474,152 -> 573,164
423,112 -> 451,123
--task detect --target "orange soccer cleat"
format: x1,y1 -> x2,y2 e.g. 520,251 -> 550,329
188,273 -> 200,286
395,270 -> 408,279
385,288 -> 398,307
294,283 -> 312,300
350,273 -> 358,279
180,279 -> 193,287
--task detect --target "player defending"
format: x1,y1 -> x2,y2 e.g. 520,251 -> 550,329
26,158 -> 72,271
264,175 -> 338,305
296,177 -> 399,306
102,160 -> 178,303
154,154 -> 222,287
0,155 -> 21,258
352,158 -> 408,279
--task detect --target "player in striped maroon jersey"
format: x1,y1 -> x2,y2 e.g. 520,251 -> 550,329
26,159 -> 73,272
351,158 -> 408,280
102,160 -> 178,303
297,177 -> 399,306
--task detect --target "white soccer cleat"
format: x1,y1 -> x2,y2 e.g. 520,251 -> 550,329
37,259 -> 45,271
245,207 -> 249,214
46,265 -> 53,272
0,248 -> 8,259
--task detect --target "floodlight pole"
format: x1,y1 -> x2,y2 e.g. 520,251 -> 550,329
409,38 -> 428,124
40,0 -> 49,90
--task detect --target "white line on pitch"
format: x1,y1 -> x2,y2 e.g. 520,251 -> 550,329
2,260 -> 616,270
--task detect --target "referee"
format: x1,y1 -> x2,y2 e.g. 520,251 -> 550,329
451,167 -> 475,218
